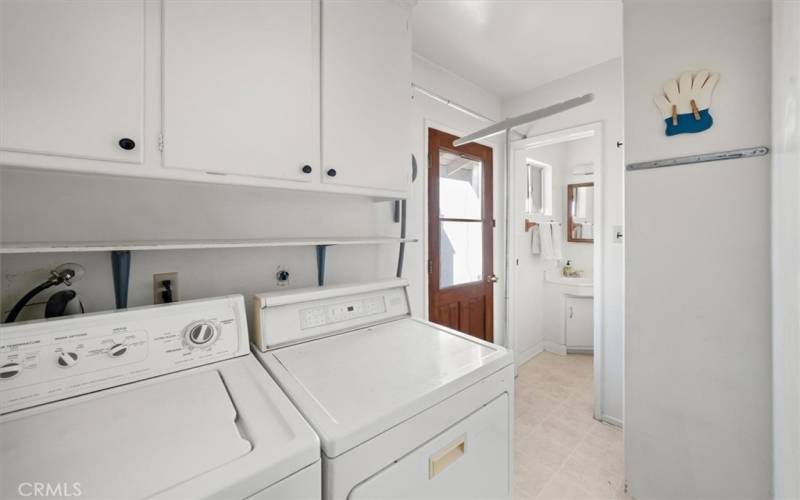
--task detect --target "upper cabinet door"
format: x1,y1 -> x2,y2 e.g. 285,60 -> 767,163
162,0 -> 320,182
321,0 -> 411,193
0,1 -> 145,163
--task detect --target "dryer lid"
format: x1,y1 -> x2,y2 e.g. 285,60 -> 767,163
261,317 -> 513,457
0,369 -> 251,499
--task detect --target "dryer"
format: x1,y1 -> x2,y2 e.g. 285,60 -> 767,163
0,296 -> 320,500
251,279 -> 514,499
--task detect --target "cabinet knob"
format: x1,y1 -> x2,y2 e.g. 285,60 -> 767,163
326,168 -> 337,177
302,165 -> 313,174
118,138 -> 136,150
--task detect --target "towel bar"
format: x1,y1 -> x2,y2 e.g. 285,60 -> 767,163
524,219 -> 559,232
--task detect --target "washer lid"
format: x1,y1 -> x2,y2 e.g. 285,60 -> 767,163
262,317 -> 513,457
1,369 -> 251,499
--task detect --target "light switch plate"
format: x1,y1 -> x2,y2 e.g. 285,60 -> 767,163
613,226 -> 624,243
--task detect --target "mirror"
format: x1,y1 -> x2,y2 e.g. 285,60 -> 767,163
567,182 -> 594,243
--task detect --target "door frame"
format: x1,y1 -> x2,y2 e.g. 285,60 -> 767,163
506,121 -> 606,421
772,0 -> 800,495
427,127 -> 494,342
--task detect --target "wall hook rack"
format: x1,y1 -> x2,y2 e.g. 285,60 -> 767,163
626,146 -> 769,171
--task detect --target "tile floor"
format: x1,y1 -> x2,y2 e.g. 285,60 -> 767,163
514,352 -> 625,499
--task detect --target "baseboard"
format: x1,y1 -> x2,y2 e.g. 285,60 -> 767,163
515,341 -> 544,367
602,414 -> 623,428
543,341 -> 567,356
567,347 -> 594,355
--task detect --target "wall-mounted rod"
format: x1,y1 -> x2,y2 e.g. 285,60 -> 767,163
626,146 -> 769,171
411,83 -> 525,140
453,94 -> 595,147
412,83 -> 494,123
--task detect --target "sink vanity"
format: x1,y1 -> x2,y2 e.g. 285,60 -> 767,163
543,269 -> 594,354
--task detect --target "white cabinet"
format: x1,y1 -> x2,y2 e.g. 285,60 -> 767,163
0,0 -> 145,163
0,0 -> 411,199
162,0 -> 320,182
321,0 -> 411,192
565,296 -> 593,351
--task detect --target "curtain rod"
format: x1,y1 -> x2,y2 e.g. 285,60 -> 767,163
411,83 -> 526,140
411,83 -> 494,123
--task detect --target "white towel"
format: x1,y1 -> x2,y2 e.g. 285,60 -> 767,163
540,223 -> 554,259
530,225 -> 541,255
551,222 -> 564,260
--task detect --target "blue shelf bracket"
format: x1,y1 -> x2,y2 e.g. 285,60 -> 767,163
316,245 -> 329,287
396,199 -> 407,278
111,250 -> 131,309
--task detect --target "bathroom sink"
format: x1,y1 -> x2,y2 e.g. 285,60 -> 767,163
544,270 -> 593,287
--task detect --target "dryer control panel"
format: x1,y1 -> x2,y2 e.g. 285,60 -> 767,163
253,280 -> 410,351
0,295 -> 248,414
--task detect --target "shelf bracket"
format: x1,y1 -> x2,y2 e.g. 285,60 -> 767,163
111,250 -> 131,309
396,199 -> 407,278
316,245 -> 329,287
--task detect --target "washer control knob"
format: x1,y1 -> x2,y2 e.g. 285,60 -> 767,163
57,352 -> 79,368
108,343 -> 128,358
0,363 -> 22,380
185,322 -> 218,347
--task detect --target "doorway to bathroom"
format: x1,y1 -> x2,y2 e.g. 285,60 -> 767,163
507,122 -> 605,420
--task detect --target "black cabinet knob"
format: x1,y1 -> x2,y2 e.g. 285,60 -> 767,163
326,168 -> 337,177
118,138 -> 135,150
302,165 -> 312,174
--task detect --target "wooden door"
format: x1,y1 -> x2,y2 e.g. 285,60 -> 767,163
162,0 -> 319,182
428,129 -> 494,342
321,0 -> 411,193
1,0 -> 145,163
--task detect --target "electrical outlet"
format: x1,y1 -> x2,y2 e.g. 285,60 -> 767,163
153,272 -> 179,304
276,265 -> 290,287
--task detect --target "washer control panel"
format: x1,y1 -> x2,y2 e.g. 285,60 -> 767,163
0,295 -> 248,414
253,280 -> 410,351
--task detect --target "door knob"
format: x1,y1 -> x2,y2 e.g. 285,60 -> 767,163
487,274 -> 499,283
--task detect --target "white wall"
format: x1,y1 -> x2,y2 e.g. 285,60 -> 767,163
772,0 -> 800,497
503,57 -> 625,424
405,54 -> 508,346
0,168 -> 400,329
624,1 -> 772,498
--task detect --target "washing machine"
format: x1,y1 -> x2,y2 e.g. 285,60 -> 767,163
0,295 -> 320,500
251,279 -> 515,499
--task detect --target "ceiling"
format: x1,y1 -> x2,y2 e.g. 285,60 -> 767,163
411,1 -> 622,99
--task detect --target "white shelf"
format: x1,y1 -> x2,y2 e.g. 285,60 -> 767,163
0,237 -> 418,254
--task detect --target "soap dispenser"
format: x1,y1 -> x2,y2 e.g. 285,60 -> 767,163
562,260 -> 573,277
